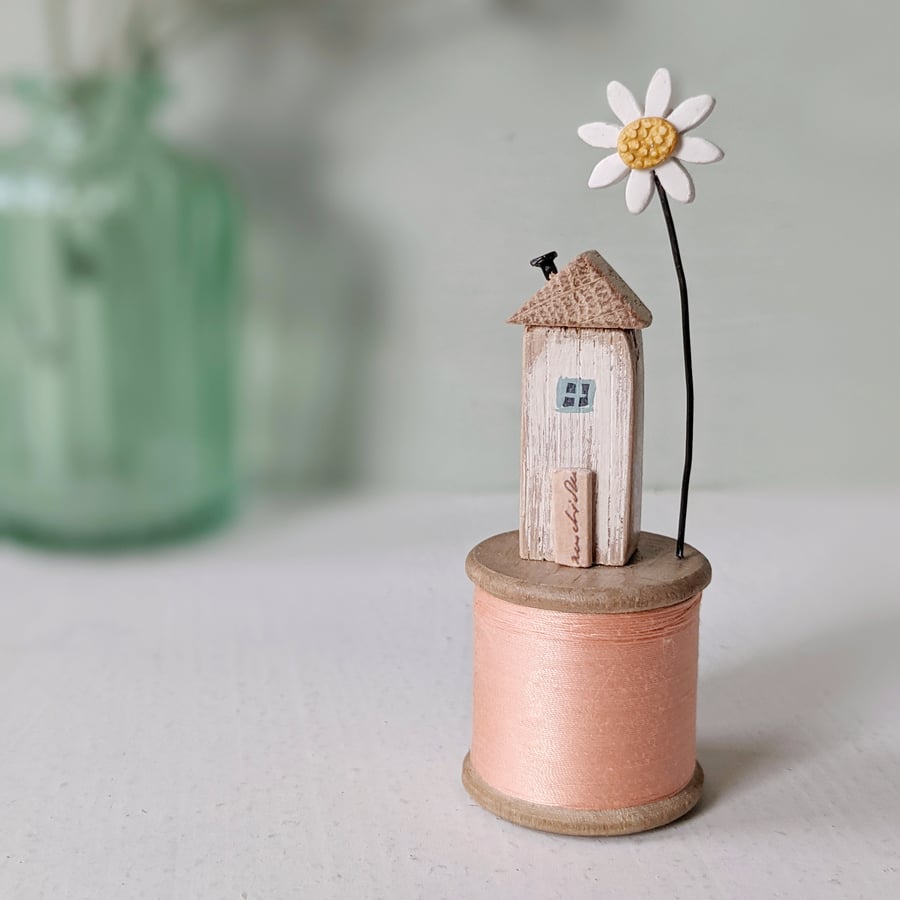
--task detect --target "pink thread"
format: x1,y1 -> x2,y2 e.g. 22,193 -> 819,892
471,589 -> 701,810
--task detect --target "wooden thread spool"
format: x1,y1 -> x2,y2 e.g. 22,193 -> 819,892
462,530 -> 712,836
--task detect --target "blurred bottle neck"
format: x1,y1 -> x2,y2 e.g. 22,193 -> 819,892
11,72 -> 165,169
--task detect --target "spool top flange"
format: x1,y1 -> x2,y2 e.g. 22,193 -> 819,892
466,530 -> 711,614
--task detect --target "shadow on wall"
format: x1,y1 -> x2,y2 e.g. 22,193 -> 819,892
494,0 -> 617,19
240,167 -> 380,493
174,5 -> 386,494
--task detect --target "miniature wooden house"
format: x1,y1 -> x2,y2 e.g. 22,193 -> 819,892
509,251 -> 651,567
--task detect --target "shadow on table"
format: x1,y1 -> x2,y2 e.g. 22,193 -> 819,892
696,613 -> 900,810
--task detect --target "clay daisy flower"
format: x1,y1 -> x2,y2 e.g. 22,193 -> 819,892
577,68 -> 723,214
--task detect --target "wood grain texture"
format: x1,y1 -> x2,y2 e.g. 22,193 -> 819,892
466,530 -> 711,614
462,754 -> 703,837
551,468 -> 594,567
519,326 -> 643,567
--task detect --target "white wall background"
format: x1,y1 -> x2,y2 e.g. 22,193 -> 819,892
1,0 -> 897,493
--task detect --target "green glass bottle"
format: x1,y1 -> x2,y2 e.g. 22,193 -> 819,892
0,75 -> 240,546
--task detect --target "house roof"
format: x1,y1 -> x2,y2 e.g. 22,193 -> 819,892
507,251 -> 652,330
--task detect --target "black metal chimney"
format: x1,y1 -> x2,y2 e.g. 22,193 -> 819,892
530,251 -> 559,281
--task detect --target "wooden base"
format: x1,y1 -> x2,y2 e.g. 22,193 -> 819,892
462,753 -> 704,836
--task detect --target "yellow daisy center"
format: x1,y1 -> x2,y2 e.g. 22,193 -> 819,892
617,117 -> 678,170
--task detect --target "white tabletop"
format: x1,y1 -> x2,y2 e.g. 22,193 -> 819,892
1,489 -> 898,899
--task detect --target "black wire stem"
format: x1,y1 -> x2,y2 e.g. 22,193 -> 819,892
651,171 -> 693,559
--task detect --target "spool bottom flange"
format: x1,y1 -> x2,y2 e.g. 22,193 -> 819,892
462,753 -> 703,836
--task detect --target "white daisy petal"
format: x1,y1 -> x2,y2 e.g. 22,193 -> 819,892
655,159 -> 695,203
667,94 -> 715,133
587,153 -> 629,188
643,68 -> 672,118
577,122 -> 622,149
579,70 -> 721,206
625,169 -> 654,214
606,80 -> 642,125
675,135 -> 724,164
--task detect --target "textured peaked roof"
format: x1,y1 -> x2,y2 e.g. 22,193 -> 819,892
508,251 -> 652,329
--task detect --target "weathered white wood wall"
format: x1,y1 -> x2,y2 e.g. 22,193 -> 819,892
519,326 -> 643,566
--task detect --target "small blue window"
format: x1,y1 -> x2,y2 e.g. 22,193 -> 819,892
556,378 -> 595,413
